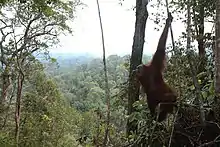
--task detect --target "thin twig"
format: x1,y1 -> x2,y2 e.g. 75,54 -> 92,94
168,106 -> 179,147
149,103 -> 161,146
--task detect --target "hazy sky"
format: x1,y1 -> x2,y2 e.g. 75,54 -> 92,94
51,0 -> 185,57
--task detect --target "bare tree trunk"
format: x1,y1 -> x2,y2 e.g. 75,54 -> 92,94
15,73 -> 24,147
187,0 -> 205,125
198,5 -> 205,57
192,0 -> 206,73
127,0 -> 148,137
192,0 -> 205,57
215,0 -> 220,94
187,0 -> 191,49
96,0 -> 111,146
197,5 -> 206,73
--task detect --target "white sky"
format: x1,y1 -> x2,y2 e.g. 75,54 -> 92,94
51,0 -> 186,57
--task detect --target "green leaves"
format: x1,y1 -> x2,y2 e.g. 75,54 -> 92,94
20,71 -> 82,146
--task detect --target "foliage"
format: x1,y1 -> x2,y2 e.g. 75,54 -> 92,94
0,0 -> 82,146
20,72 -> 81,146
0,0 -> 219,146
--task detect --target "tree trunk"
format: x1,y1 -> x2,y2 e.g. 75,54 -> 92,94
15,73 -> 24,147
127,0 -> 148,136
197,4 -> 207,74
215,0 -> 220,94
198,5 -> 205,57
187,0 -> 191,50
96,0 -> 111,146
192,0 -> 205,57
187,0 -> 205,125
192,0 -> 206,73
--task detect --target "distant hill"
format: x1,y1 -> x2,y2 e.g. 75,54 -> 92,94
50,52 -> 95,59
49,52 -> 94,66
39,51 -> 152,69
37,52 -> 95,68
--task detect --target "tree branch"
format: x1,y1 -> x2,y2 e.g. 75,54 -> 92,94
198,135 -> 220,147
23,14 -> 41,42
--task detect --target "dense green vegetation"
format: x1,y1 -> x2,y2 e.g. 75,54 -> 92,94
44,54 -> 151,146
0,0 -> 220,146
0,51 -> 152,146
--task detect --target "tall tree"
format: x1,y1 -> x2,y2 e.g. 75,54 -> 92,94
0,0 -> 80,145
171,0 -> 215,72
96,0 -> 111,146
127,0 -> 148,136
215,0 -> 220,94
192,0 -> 205,57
